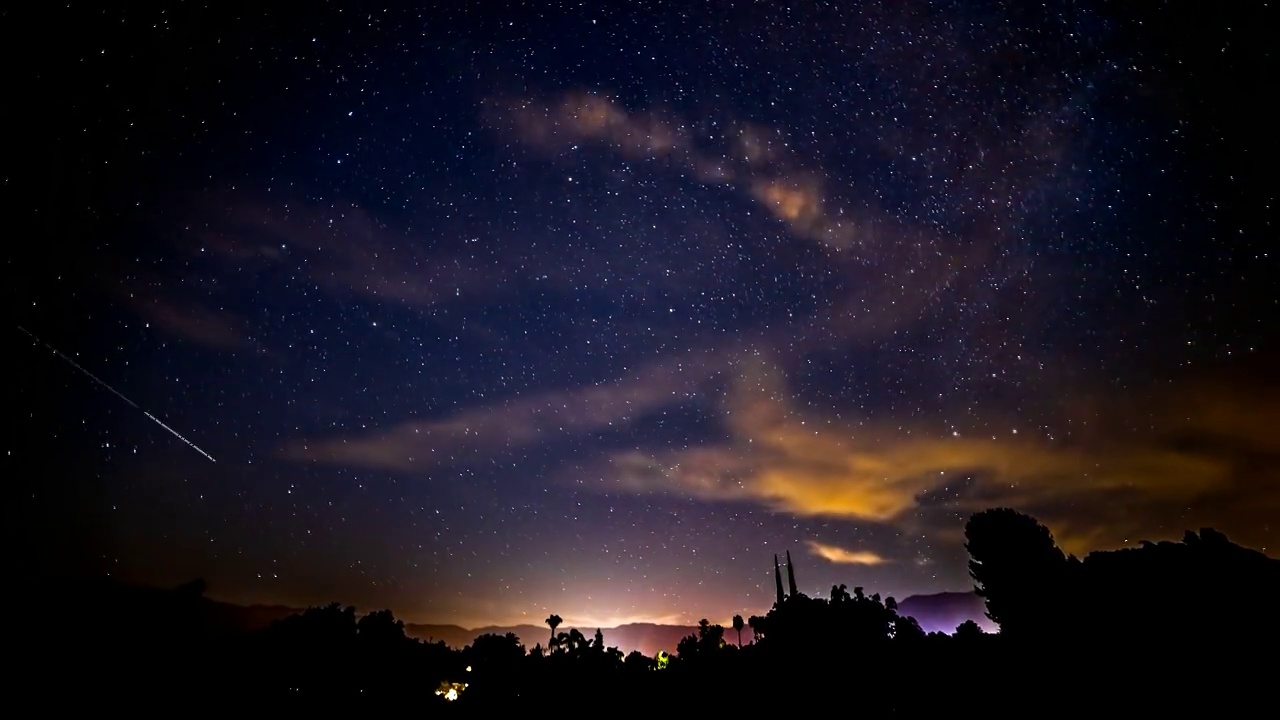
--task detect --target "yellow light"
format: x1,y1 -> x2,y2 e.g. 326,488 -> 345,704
436,680 -> 466,701
656,651 -> 669,670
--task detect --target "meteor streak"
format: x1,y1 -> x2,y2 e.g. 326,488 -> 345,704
16,324 -> 217,463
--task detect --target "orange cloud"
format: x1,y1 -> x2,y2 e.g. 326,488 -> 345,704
498,91 -> 692,162
807,541 -> 889,566
755,179 -> 815,222
748,175 -> 858,250
602,353 -> 1279,558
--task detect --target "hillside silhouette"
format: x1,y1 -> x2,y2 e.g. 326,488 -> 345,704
32,576 -> 303,633
895,590 -> 998,634
29,583 -> 992,657
15,509 -> 1277,712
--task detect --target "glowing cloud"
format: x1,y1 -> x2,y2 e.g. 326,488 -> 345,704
602,353 -> 1279,557
807,540 -> 889,566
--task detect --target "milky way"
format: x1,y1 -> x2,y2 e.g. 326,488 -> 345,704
10,2 -> 1273,629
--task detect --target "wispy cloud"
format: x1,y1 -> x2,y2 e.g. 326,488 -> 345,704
488,92 -> 874,252
125,292 -> 245,351
193,197 -> 508,309
487,91 -> 1018,354
807,540 -> 889,566
281,348 -> 734,471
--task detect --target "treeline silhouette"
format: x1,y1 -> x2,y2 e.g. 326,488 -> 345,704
19,509 -> 1278,712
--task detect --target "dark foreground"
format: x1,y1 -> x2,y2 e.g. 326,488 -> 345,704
20,511 -> 1278,713
19,615 -> 1271,714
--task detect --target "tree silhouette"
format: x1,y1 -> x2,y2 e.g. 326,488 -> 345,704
1076,525 -> 1280,646
546,613 -> 562,645
624,650 -> 655,671
467,632 -> 524,673
965,508 -> 1070,638
678,618 -> 729,661
894,614 -> 926,641
357,608 -> 406,645
830,584 -> 851,603
555,627 -> 587,657
732,614 -> 744,647
954,619 -> 985,639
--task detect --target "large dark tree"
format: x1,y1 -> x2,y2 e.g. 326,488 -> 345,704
965,508 -> 1071,639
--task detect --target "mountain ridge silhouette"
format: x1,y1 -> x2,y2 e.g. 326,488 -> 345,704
33,575 -> 993,655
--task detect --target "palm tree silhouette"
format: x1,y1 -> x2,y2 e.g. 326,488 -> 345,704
732,614 -> 744,648
546,614 -> 562,646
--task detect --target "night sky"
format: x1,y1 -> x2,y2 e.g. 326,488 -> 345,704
8,2 -> 1274,630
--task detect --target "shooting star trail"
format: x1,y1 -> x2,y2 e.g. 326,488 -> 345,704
16,324 -> 217,463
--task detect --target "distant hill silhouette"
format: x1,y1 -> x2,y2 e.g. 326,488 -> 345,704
29,575 -> 993,654
896,591 -> 996,634
32,576 -> 302,636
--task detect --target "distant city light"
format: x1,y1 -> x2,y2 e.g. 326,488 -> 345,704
435,681 -> 467,701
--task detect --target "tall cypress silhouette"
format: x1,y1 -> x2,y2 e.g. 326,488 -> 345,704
774,554 -> 785,605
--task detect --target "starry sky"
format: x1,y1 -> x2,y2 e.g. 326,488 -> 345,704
8,2 -> 1274,629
